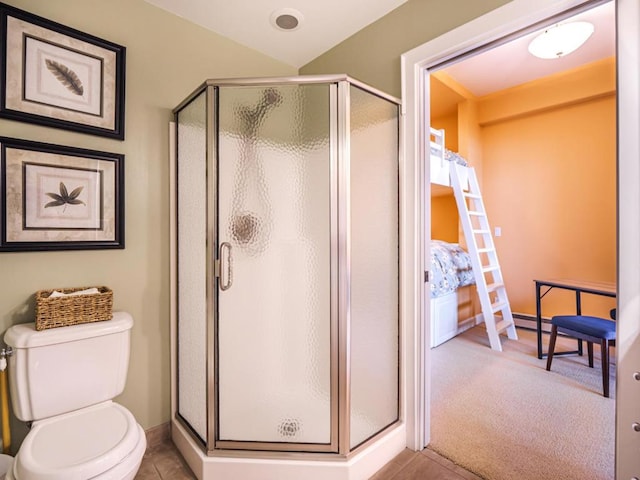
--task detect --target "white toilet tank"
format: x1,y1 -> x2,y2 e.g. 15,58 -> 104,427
4,311 -> 133,422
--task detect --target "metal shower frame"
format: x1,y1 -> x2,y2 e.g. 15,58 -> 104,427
173,74 -> 401,458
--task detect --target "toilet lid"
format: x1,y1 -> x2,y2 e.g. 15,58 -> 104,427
15,401 -> 142,480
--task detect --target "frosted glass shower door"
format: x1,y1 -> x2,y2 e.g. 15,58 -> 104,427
216,84 -> 334,449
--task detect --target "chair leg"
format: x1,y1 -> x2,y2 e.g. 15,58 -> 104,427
587,342 -> 594,368
601,339 -> 610,398
546,325 -> 558,371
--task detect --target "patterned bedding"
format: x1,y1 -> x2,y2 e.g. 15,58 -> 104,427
429,146 -> 469,166
430,240 -> 475,298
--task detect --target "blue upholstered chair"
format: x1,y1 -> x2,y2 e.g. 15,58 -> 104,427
545,314 -> 616,397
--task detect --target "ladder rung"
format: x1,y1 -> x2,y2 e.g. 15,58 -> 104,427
492,301 -> 509,313
477,248 -> 495,254
463,192 -> 481,199
495,318 -> 514,332
468,211 -> 485,216
473,229 -> 491,235
482,265 -> 499,273
486,282 -> 504,293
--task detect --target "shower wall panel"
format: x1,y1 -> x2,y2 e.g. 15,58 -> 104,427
176,91 -> 209,441
348,85 -> 399,449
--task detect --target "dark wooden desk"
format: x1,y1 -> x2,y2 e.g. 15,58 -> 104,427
534,278 -> 616,359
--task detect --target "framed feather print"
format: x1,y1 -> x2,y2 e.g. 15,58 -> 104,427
0,3 -> 126,139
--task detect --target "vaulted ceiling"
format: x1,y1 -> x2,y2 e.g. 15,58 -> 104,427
144,0 -> 615,99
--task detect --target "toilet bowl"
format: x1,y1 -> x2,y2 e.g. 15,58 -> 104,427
3,312 -> 146,480
5,402 -> 146,480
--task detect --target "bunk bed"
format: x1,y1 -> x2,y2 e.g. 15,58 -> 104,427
429,127 -> 516,349
430,240 -> 477,347
429,128 -> 477,347
430,127 -> 468,187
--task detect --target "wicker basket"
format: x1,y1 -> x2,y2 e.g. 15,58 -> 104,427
35,286 -> 113,331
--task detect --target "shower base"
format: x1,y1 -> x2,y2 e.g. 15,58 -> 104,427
171,419 -> 406,480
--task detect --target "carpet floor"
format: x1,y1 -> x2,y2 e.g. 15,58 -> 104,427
429,326 -> 615,480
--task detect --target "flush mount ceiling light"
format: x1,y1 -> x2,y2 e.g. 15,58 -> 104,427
270,8 -> 304,32
528,21 -> 595,59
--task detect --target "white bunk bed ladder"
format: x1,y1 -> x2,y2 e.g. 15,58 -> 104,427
449,162 -> 518,351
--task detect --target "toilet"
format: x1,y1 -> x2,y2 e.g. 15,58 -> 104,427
3,311 -> 146,480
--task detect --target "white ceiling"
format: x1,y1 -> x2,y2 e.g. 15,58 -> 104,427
143,0 -> 408,68
442,1 -> 615,96
144,0 -> 615,93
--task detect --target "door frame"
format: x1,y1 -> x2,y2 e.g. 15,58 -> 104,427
614,1 -> 640,478
401,1 -> 638,475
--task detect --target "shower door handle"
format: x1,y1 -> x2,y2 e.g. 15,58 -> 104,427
219,242 -> 233,291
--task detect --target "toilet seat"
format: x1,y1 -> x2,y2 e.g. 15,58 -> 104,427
12,401 -> 145,480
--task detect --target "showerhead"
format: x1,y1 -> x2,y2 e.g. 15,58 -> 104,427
252,88 -> 282,119
262,88 -> 282,107
239,88 -> 283,132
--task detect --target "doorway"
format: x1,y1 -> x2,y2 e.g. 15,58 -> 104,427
401,0 -> 640,478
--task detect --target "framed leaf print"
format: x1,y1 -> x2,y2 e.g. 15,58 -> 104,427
0,3 -> 126,139
0,137 -> 124,251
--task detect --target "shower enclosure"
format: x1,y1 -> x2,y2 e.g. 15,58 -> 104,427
171,75 -> 401,477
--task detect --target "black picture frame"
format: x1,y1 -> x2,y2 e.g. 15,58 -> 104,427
0,136 -> 124,251
0,3 -> 126,139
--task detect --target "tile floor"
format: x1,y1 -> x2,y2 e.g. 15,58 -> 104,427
135,425 -> 481,480
370,448 -> 482,480
135,425 -> 196,480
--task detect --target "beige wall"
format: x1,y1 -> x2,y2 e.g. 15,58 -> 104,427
0,0 -> 295,449
300,0 -> 511,97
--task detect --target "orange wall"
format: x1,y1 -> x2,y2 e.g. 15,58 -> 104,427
432,114 -> 458,151
481,59 -> 616,318
431,194 -> 458,242
458,99 -> 483,174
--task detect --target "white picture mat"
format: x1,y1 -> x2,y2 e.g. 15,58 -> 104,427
23,36 -> 103,116
23,163 -> 102,230
4,146 -> 117,243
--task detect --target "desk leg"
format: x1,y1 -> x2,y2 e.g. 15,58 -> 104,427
536,283 -> 543,359
575,291 -> 584,356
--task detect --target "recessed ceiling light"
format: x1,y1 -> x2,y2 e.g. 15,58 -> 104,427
270,8 -> 303,32
528,21 -> 595,59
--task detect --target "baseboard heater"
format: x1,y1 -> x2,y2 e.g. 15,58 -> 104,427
512,312 -> 552,334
